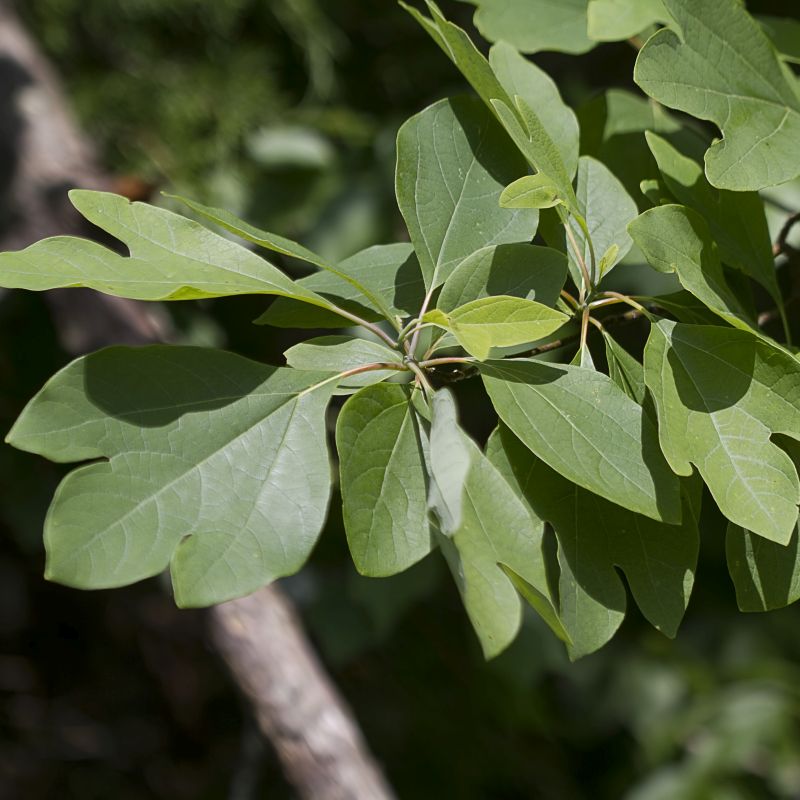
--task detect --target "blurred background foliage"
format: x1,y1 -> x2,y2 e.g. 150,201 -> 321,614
2,1 -> 800,798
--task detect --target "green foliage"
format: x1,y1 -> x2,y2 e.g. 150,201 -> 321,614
4,0 -> 800,661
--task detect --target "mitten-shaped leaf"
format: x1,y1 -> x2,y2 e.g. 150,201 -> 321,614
0,191 -> 338,311
645,321 -> 800,543
635,0 -> 800,190
6,347 -> 337,606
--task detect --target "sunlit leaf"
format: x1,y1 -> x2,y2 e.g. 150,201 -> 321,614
480,359 -> 681,522
645,321 -> 800,543
426,297 -> 568,360
0,191 -> 340,312
396,96 -> 538,289
635,0 -> 800,190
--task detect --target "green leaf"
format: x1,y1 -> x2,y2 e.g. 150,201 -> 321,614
258,244 -> 425,329
488,425 -> 700,659
500,174 -> 561,209
6,346 -> 337,607
336,383 -> 433,576
402,3 -> 578,196
437,243 -> 567,313
284,336 -> 404,393
171,194 -> 397,323
759,15 -> 800,65
462,0 -> 594,55
603,332 -> 646,404
645,132 -> 782,307
629,204 -> 756,331
587,0 -> 667,41
489,42 -> 580,180
395,96 -> 538,289
437,437 -> 556,658
634,0 -> 800,190
0,191 -> 336,312
644,320 -> 800,544
577,88 -> 696,205
573,156 -> 638,283
425,296 -> 568,360
480,359 -> 681,522
427,389 -> 473,533
727,519 -> 800,612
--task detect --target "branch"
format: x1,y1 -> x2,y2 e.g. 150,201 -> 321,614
0,6 -> 394,798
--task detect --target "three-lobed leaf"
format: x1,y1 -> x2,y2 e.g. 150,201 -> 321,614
6,346 -> 337,607
0,191 -> 339,312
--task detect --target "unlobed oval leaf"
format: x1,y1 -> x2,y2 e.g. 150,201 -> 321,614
437,242 -> 567,312
336,383 -> 434,576
395,95 -> 538,289
480,358 -> 681,522
438,436 -> 557,658
258,243 -> 425,329
426,296 -> 568,360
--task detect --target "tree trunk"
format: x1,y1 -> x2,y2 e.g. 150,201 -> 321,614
0,4 -> 394,797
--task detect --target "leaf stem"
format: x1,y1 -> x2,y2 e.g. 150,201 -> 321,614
598,291 -> 649,316
327,304 -> 398,349
299,361 -> 408,396
564,221 -> 593,303
409,284 -> 437,355
418,356 -> 476,368
560,289 -> 580,310
579,307 -> 591,351
406,359 -> 434,397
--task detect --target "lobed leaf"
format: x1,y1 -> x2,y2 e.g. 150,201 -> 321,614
171,194 -> 398,323
644,321 -> 800,543
635,0 -> 800,190
6,347 -> 337,607
629,204 -> 756,331
645,133 -> 782,307
0,191 -> 337,311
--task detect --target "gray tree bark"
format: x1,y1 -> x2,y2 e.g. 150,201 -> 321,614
0,4 -> 394,797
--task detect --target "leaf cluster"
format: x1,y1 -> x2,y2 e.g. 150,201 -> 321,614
3,0 -> 800,659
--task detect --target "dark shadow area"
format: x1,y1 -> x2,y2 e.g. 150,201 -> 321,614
82,345 -> 274,427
